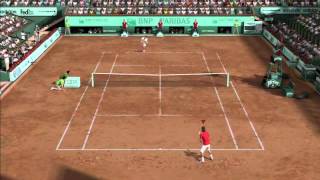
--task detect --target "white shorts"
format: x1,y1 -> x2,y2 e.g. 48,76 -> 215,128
200,144 -> 211,154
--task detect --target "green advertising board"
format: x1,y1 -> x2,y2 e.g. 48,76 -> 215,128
260,7 -> 319,15
282,47 -> 298,62
0,7 -> 57,16
263,29 -> 279,46
65,16 -> 255,27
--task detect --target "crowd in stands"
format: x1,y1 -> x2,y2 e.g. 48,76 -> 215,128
0,15 -> 29,36
65,5 -> 252,15
0,0 -> 318,6
60,0 -> 90,6
87,0 -> 278,7
286,0 -> 318,7
63,0 -> 278,16
0,0 -> 57,6
0,14 -> 38,72
268,13 -> 320,64
61,0 -> 320,16
0,35 -> 35,71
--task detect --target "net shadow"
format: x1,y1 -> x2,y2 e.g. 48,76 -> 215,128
93,74 -> 227,88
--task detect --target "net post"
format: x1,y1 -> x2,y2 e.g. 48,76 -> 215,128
227,73 -> 230,87
91,73 -> 94,87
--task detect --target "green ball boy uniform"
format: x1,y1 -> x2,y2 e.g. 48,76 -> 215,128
55,79 -> 65,87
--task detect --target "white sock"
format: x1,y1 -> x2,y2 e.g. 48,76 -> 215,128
201,156 -> 204,162
210,154 -> 213,160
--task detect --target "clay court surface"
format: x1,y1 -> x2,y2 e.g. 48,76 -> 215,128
1,36 -> 320,180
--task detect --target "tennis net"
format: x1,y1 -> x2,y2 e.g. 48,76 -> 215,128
91,72 -> 230,88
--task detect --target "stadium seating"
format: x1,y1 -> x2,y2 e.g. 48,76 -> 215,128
0,35 -> 35,71
1,0 -> 317,7
267,13 -> 320,64
286,0 -> 318,7
0,0 -> 57,6
59,0 -> 320,16
0,14 -> 29,36
65,5 -> 254,15
0,15 -> 35,72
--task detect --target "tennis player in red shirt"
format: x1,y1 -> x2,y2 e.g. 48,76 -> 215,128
199,125 -> 213,163
158,19 -> 163,32
122,19 -> 128,33
193,19 -> 198,33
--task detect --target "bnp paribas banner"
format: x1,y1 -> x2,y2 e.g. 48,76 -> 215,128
65,16 -> 255,27
0,7 -> 57,16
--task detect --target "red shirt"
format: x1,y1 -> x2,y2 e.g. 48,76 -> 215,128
275,48 -> 282,56
122,21 -> 127,29
200,131 -> 210,145
158,21 -> 163,29
193,21 -> 198,29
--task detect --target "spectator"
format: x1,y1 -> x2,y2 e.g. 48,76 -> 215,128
267,13 -> 320,64
34,30 -> 40,43
21,31 -> 27,40
4,52 -> 10,71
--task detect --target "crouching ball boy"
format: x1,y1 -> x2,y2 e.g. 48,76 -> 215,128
199,125 -> 213,163
50,70 -> 70,91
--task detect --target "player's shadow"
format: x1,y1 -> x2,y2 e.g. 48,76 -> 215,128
184,150 -> 200,162
0,174 -> 14,180
55,166 -> 99,180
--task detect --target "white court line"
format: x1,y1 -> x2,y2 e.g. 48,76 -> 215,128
159,66 -> 162,116
81,54 -> 119,150
201,52 -> 212,73
214,88 -> 239,149
230,82 -> 265,150
93,72 -> 227,76
96,114 -> 193,117
56,52 -> 106,150
57,148 -> 264,151
201,52 -> 239,149
216,52 -> 265,150
216,53 -> 228,73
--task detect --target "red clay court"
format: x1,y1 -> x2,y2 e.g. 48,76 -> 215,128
1,36 -> 320,180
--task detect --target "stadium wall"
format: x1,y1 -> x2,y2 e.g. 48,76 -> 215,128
0,7 -> 58,16
65,16 -> 262,35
